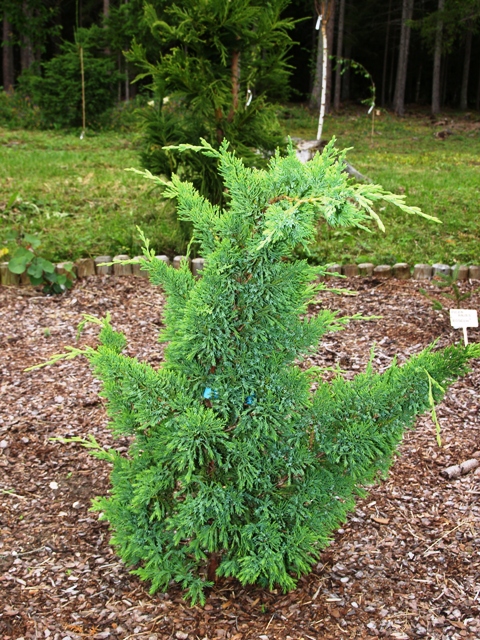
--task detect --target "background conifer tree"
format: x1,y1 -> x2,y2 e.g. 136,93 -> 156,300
127,0 -> 295,204
49,140 -> 479,605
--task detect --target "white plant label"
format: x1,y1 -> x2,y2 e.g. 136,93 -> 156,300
449,309 -> 478,346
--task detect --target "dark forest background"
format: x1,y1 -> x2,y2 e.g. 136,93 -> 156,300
1,0 -> 480,117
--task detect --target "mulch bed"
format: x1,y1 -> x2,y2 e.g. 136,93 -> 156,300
1,276 -> 479,640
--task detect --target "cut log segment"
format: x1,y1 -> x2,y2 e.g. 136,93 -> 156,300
191,257 -> 205,278
342,264 -> 359,277
0,262 -> 19,286
132,257 -> 149,277
326,264 -> 342,278
413,264 -> 433,280
76,258 -> 95,278
454,265 -> 469,281
94,256 -> 112,275
113,255 -> 132,276
393,263 -> 411,279
432,263 -> 451,277
469,265 -> 480,279
373,265 -> 392,278
358,263 -> 374,277
173,256 -> 191,270
441,458 -> 479,479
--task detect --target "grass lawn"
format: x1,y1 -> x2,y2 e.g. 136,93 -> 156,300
1,106 -> 479,265
0,129 -> 186,263
281,106 -> 480,266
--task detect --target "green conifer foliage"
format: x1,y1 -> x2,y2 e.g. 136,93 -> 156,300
128,0 -> 294,203
66,141 -> 478,604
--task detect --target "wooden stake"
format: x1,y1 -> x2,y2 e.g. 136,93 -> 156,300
79,45 -> 86,139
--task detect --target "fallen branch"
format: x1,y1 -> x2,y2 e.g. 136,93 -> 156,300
441,458 -> 479,479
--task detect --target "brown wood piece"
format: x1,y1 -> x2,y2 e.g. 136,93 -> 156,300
227,49 -> 240,122
207,552 -> 221,583
441,458 -> 479,479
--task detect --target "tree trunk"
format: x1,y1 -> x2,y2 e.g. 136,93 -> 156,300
415,64 -> 422,103
381,0 -> 392,107
20,1 -> 34,73
325,0 -> 335,114
228,50 -> 240,121
388,24 -> 398,105
310,1 -> 335,112
125,65 -> 130,102
476,64 -> 480,111
118,53 -> 122,101
21,36 -> 34,73
393,0 -> 414,116
310,19 -> 323,109
341,36 -> 351,101
333,0 -> 345,110
431,0 -> 444,115
316,17 -> 328,140
459,26 -> 472,110
207,552 -> 221,583
441,52 -> 448,105
103,0 -> 111,55
2,15 -> 14,92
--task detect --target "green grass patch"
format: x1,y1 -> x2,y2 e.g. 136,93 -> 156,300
1,107 -> 479,265
281,105 -> 480,265
0,128 -> 187,262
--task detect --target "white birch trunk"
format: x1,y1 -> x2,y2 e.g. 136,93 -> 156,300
317,18 -> 328,141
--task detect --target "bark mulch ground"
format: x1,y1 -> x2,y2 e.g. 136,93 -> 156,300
1,276 -> 479,640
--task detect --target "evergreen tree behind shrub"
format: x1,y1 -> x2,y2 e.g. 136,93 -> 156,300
24,27 -> 119,129
129,0 -> 295,203
46,140 -> 479,605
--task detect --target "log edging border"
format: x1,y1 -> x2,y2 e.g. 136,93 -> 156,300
1,255 -> 479,287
